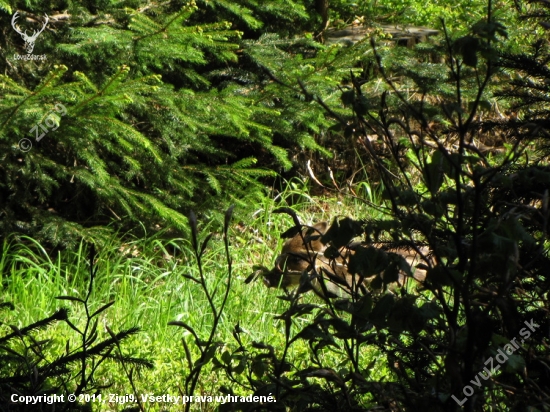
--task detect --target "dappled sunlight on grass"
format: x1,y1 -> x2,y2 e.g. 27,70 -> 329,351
0,183 -> 391,410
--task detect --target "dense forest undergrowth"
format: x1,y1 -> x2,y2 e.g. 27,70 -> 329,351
1,186 -> 386,411
2,0 -> 550,411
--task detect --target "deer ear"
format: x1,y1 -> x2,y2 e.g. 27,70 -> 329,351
312,222 -> 329,234
281,225 -> 302,239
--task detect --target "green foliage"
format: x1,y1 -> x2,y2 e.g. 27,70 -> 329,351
0,0 -> 536,248
191,4 -> 550,411
2,0 -> 446,247
2,1 -> 311,246
0,1 -> 10,13
3,0 -> 550,410
0,246 -> 152,411
273,8 -> 550,410
194,0 -> 311,35
2,196 -> 365,411
329,0 -> 488,28
169,207 -> 235,412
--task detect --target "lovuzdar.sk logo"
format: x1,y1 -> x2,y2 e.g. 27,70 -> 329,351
11,11 -> 48,61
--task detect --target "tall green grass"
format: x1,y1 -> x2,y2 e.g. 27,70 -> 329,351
1,179 -> 388,411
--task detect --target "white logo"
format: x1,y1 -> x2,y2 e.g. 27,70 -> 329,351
11,12 -> 49,54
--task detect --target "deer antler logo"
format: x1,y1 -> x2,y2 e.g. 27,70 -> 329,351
11,12 -> 49,54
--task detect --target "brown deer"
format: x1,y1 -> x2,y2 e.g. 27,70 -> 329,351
261,221 -> 427,298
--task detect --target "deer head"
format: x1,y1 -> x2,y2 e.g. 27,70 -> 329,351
262,222 -> 363,297
12,12 -> 49,54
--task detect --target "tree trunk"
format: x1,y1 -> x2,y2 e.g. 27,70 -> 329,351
315,0 -> 329,33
